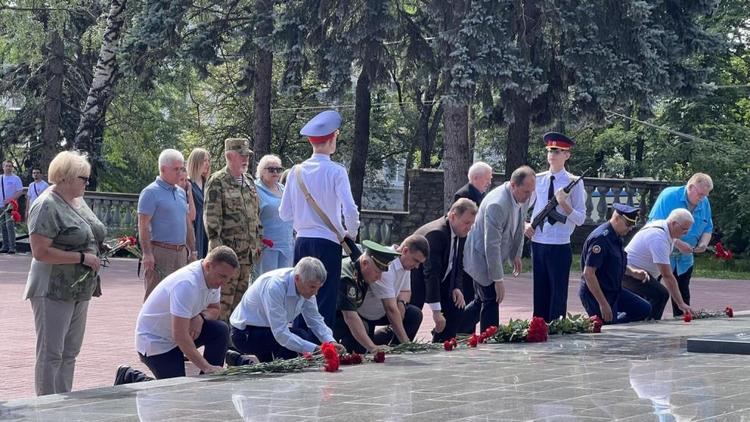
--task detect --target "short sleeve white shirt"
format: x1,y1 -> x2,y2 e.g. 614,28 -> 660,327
624,220 -> 674,278
135,260 -> 220,356
357,258 -> 409,321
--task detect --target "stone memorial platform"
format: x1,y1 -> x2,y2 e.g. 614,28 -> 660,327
2,315 -> 749,421
687,332 -> 750,355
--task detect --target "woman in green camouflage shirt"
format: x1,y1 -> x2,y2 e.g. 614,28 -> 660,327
24,151 -> 105,396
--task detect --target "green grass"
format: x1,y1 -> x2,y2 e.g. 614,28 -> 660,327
509,254 -> 750,280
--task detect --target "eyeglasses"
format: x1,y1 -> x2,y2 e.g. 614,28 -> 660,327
266,167 -> 284,174
78,176 -> 90,185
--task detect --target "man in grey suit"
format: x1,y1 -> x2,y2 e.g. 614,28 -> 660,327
463,166 -> 536,331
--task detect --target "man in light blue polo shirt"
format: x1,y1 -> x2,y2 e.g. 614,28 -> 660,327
229,257 -> 346,362
138,149 -> 196,300
648,173 -> 713,316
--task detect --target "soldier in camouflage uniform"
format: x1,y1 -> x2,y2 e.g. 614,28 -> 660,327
204,138 -> 263,321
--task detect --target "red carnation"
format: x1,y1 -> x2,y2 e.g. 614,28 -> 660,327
373,351 -> 386,363
450,338 -> 458,347
350,352 -> 363,364
590,315 -> 603,333
478,332 -> 488,343
339,354 -> 352,365
526,316 -> 549,343
683,311 -> 693,323
262,238 -> 274,248
725,306 -> 734,318
468,334 -> 479,347
320,342 -> 340,372
443,340 -> 454,351
302,352 -> 314,361
485,326 -> 498,336
715,242 -> 733,261
10,210 -> 21,222
8,199 -> 19,211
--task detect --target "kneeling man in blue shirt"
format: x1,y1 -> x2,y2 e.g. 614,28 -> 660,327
230,257 -> 346,362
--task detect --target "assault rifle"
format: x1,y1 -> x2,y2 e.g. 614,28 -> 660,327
531,168 -> 590,232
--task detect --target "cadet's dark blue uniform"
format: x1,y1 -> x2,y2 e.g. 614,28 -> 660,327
578,221 -> 651,324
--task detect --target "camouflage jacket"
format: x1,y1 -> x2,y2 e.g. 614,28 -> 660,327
204,166 -> 263,264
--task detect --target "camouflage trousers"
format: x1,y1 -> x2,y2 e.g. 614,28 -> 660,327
219,263 -> 252,322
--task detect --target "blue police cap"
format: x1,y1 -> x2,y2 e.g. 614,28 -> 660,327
300,110 -> 342,140
613,203 -> 639,223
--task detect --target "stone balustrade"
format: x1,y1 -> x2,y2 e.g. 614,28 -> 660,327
83,191 -> 139,235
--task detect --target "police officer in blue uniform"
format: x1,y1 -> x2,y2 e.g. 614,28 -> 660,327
279,110 -> 360,330
578,204 -> 652,324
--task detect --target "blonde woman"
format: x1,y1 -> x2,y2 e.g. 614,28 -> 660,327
255,154 -> 294,274
187,148 -> 211,258
24,151 -> 105,395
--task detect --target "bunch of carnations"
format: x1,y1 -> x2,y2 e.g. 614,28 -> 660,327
681,306 -> 735,321
1,199 -> 22,223
525,316 -> 549,343
339,352 -> 363,365
714,242 -> 732,261
320,342 -> 340,372
443,338 -> 458,351
72,236 -> 139,287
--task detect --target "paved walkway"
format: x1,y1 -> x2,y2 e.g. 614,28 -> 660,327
1,252 -> 749,401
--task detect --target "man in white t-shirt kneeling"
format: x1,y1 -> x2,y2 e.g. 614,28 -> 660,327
351,235 -> 429,350
133,245 -> 238,379
622,208 -> 695,320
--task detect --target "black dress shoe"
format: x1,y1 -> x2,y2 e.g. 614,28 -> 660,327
114,364 -> 153,385
226,350 -> 254,367
114,365 -> 132,386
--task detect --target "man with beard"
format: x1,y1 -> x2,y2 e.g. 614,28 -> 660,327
204,138 -> 263,321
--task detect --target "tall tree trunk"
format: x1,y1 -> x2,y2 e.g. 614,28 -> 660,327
505,93 -> 530,176
442,100 -> 472,211
416,75 -> 439,168
349,64 -> 373,210
73,0 -> 128,190
38,31 -> 64,173
252,0 -> 273,165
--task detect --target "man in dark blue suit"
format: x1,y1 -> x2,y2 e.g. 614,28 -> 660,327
579,204 -> 651,324
409,198 -> 478,342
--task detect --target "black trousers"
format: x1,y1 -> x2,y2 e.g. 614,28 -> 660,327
622,273 -> 670,320
532,242 -> 573,322
432,280 -> 467,343
231,325 -> 318,362
671,265 -> 693,317
333,305 -> 423,353
139,319 -> 229,379
463,281 -> 500,332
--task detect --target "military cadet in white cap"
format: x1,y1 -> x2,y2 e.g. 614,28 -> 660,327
279,110 -> 360,330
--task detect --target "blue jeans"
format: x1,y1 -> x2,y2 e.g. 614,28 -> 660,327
139,319 -> 229,379
1,213 -> 15,252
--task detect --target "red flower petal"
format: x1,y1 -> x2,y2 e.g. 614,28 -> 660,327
373,351 -> 385,363
725,306 -> 734,318
443,341 -> 453,351
468,334 -> 478,347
